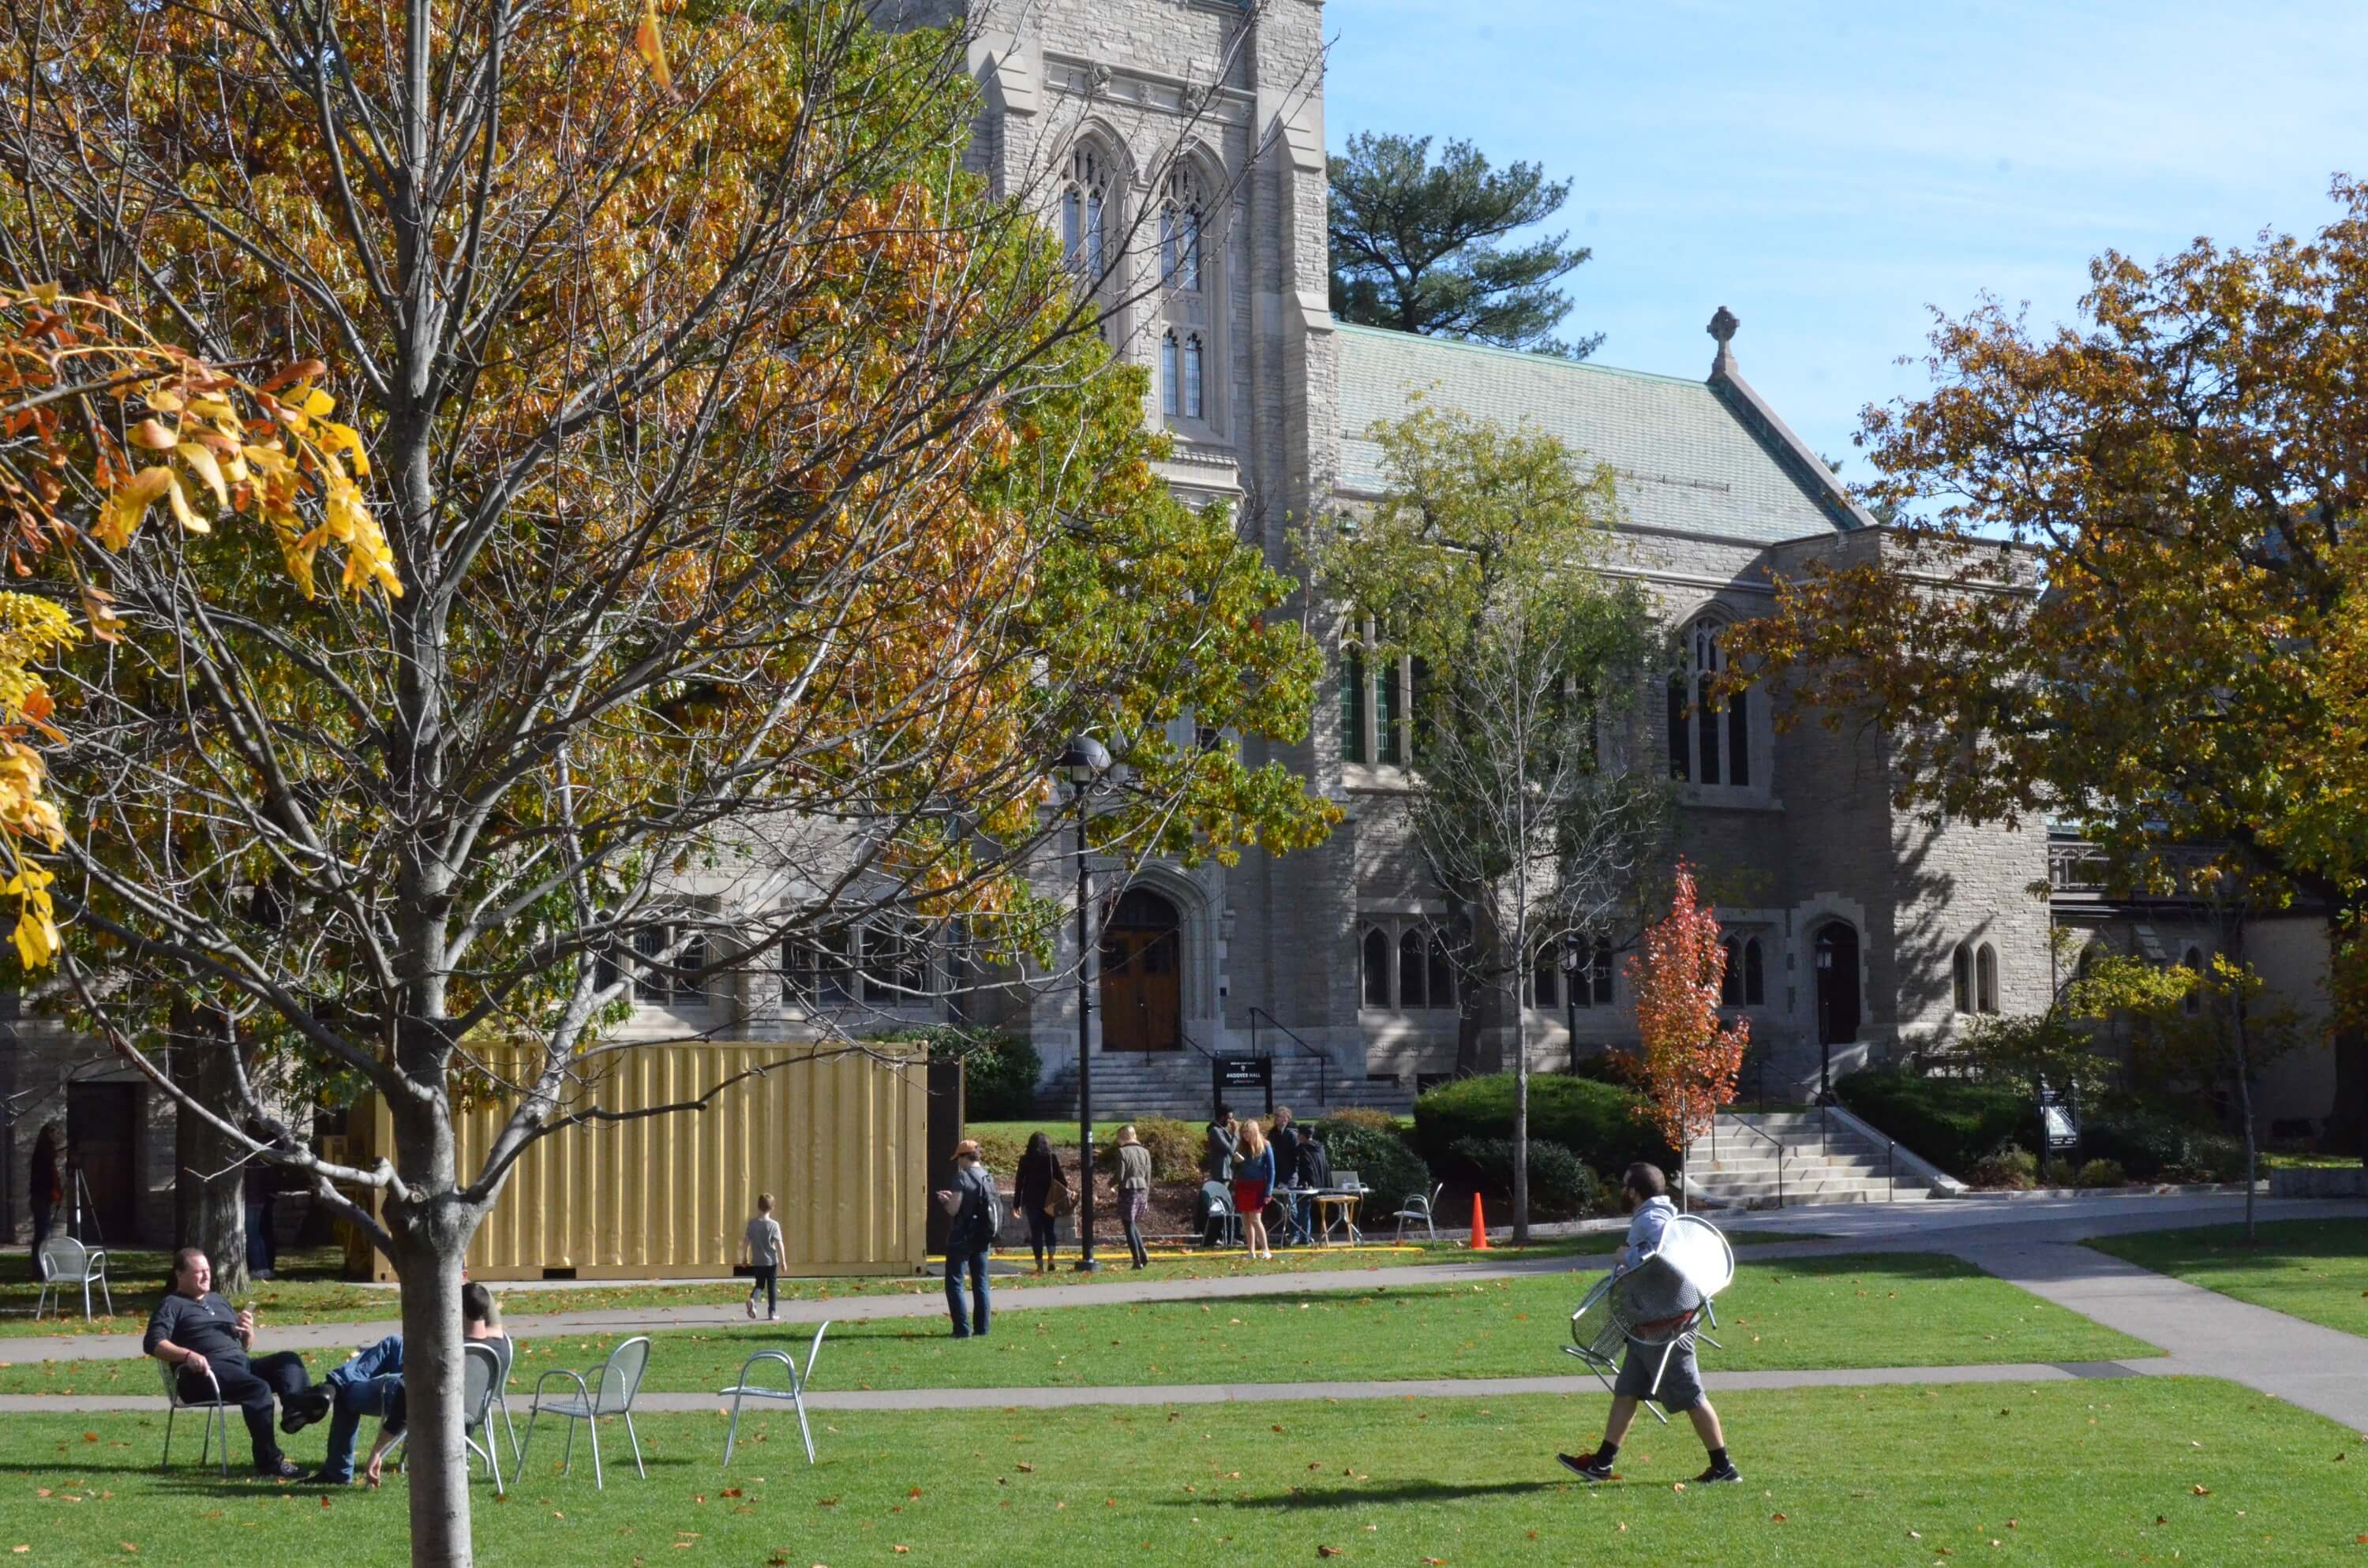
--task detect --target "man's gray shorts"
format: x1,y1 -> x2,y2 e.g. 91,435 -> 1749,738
1613,1334 -> 1703,1413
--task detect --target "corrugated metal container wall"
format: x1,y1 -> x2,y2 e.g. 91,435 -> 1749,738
352,1041 -> 927,1282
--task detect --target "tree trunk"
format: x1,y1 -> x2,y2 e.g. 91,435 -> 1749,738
391,1097 -> 474,1568
1511,972 -> 1530,1248
2325,913 -> 2366,1162
170,1012 -> 247,1293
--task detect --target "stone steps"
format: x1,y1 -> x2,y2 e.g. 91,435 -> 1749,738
1684,1109 -> 1935,1209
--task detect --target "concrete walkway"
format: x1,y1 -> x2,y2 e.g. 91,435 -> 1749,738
7,1195 -> 2362,1430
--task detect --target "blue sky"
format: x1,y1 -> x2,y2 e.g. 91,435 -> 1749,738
1322,0 -> 2368,468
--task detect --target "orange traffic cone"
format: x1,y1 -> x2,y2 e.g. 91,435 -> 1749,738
1470,1192 -> 1490,1250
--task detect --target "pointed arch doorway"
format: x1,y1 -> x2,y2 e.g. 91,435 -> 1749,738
1100,888 -> 1183,1051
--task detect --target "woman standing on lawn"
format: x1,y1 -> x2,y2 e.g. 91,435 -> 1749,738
1014,1132 -> 1070,1272
1115,1125 -> 1154,1269
1231,1119 -> 1276,1259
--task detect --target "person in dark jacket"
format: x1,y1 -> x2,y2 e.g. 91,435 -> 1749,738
1204,1106 -> 1238,1181
1294,1125 -> 1334,1244
1014,1132 -> 1070,1272
935,1140 -> 997,1338
27,1123 -> 59,1261
1268,1108 -> 1300,1243
144,1248 -> 329,1478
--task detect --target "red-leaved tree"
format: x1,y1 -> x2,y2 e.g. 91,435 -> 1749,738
1627,862 -> 1750,1198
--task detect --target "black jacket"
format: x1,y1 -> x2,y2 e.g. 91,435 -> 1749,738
1296,1139 -> 1333,1191
1272,1126 -> 1301,1187
1015,1147 -> 1068,1210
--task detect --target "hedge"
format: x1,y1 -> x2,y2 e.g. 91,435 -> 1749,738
1411,1073 -> 1676,1180
1447,1136 -> 1606,1221
1832,1068 -> 2036,1177
889,1027 -> 1042,1121
1313,1118 -> 1433,1215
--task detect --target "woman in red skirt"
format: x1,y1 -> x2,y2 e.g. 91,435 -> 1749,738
1231,1119 -> 1276,1259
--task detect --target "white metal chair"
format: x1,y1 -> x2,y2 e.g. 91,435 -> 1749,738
1197,1181 -> 1242,1247
34,1236 -> 111,1319
486,1332 -> 523,1465
522,1334 -> 651,1488
381,1342 -> 508,1495
155,1357 -> 230,1477
1392,1182 -> 1444,1242
718,1319 -> 830,1467
1565,1213 -> 1735,1426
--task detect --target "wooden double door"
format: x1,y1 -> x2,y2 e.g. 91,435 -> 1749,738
1099,889 -> 1182,1052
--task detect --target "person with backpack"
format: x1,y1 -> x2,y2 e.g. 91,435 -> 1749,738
935,1139 -> 1000,1338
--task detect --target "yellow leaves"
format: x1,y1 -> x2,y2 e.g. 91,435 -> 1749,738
633,0 -> 672,91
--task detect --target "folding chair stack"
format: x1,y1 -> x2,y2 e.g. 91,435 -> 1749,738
1564,1213 -> 1735,1425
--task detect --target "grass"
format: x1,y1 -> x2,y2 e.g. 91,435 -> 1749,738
0,1230 -> 1837,1342
2085,1219 -> 2368,1339
0,1377 -> 2355,1566
0,1252 -> 2149,1400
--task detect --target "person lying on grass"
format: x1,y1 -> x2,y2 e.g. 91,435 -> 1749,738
1557,1162 -> 1740,1486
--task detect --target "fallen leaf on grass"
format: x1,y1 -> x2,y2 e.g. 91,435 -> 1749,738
2192,1486 -> 2211,1496
1771,1514 -> 1787,1522
1316,1548 -> 1342,1559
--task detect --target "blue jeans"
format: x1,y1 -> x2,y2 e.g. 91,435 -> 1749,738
1280,1188 -> 1313,1244
319,1334 -> 405,1481
944,1245 -> 991,1338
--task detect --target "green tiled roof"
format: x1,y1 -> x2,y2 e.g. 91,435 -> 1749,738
1335,324 -> 1849,544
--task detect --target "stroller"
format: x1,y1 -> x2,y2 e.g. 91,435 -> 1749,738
1565,1213 -> 1735,1424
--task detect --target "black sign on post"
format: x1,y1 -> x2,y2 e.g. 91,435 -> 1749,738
1214,1054 -> 1274,1120
2037,1077 -> 2080,1153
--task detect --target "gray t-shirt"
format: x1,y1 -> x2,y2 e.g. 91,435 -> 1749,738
744,1214 -> 783,1269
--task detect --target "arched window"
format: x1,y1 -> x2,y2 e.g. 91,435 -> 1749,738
1532,942 -> 1560,1009
1062,146 -> 1107,276
1182,335 -> 1205,419
1951,942 -> 1973,1013
1813,920 -> 1861,1046
1160,332 -> 1179,417
1427,931 -> 1456,1009
2183,945 -> 2205,1015
1590,938 -> 1615,1006
1976,943 -> 1999,1014
1719,938 -> 1742,1005
1160,169 -> 1201,290
1398,929 -> 1428,1009
1669,617 -> 1751,786
1361,926 -> 1391,1008
1744,937 -> 1765,1005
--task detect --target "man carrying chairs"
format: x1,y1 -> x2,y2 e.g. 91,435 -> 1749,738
1557,1163 -> 1741,1486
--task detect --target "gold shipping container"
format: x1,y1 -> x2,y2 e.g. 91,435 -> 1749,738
348,1039 -> 927,1282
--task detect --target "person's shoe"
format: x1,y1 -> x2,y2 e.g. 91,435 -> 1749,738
257,1456 -> 303,1480
1557,1451 -> 1615,1482
306,1470 -> 353,1488
1694,1461 -> 1742,1484
745,1296 -> 757,1319
280,1392 -> 330,1435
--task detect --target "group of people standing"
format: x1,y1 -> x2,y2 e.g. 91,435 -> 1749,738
1202,1104 -> 1332,1255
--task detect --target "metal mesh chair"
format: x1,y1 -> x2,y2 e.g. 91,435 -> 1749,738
35,1237 -> 111,1319
523,1335 -> 651,1488
1565,1214 -> 1734,1424
155,1358 -> 230,1477
719,1319 -> 830,1467
382,1342 -> 508,1494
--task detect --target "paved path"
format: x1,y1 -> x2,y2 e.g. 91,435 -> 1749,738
7,1195 -> 2362,1430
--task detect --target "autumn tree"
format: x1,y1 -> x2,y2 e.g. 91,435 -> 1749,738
0,3 -> 1332,1561
1625,861 -> 1750,1207
1312,403 -> 1661,1242
1327,133 -> 1602,358
1723,178 -> 2368,1160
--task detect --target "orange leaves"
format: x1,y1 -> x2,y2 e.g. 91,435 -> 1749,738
1625,860 -> 1750,1149
632,1 -> 672,91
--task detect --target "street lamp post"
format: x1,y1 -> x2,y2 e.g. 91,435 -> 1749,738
1060,735 -> 1112,1273
1561,930 -> 1582,1068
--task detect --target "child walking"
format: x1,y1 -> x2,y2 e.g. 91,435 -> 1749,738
744,1192 -> 784,1321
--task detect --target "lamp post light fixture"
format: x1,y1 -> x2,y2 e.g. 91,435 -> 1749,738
1058,734 -> 1112,1272
1560,930 -> 1583,1069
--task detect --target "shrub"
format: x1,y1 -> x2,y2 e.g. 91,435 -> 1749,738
1447,1137 -> 1606,1222
2075,1158 -> 2126,1189
1833,1067 -> 2037,1177
1094,1115 -> 1202,1183
1569,1049 -> 1651,1093
1964,1144 -> 2037,1190
1314,1118 -> 1432,1214
2078,1109 -> 2246,1184
2176,1133 -> 2248,1184
1411,1073 -> 1677,1180
1320,1105 -> 1398,1132
970,1128 -> 1029,1176
896,1027 -> 1043,1120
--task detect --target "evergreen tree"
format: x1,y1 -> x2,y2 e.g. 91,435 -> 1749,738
1328,132 -> 1602,358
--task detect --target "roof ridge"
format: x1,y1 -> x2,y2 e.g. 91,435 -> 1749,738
1332,320 -> 1710,388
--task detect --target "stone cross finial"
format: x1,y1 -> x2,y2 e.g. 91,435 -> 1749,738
1708,306 -> 1739,345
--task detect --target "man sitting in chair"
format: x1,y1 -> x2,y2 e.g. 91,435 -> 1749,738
1557,1163 -> 1740,1486
314,1281 -> 510,1486
144,1248 -> 331,1480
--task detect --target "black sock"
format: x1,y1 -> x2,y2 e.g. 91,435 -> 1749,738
1594,1441 -> 1619,1465
1708,1446 -> 1729,1469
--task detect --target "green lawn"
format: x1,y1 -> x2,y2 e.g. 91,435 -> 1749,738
0,1378 -> 2354,1566
0,1252 -> 2149,1401
2086,1219 -> 2368,1339
5,1231 -> 1849,1342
